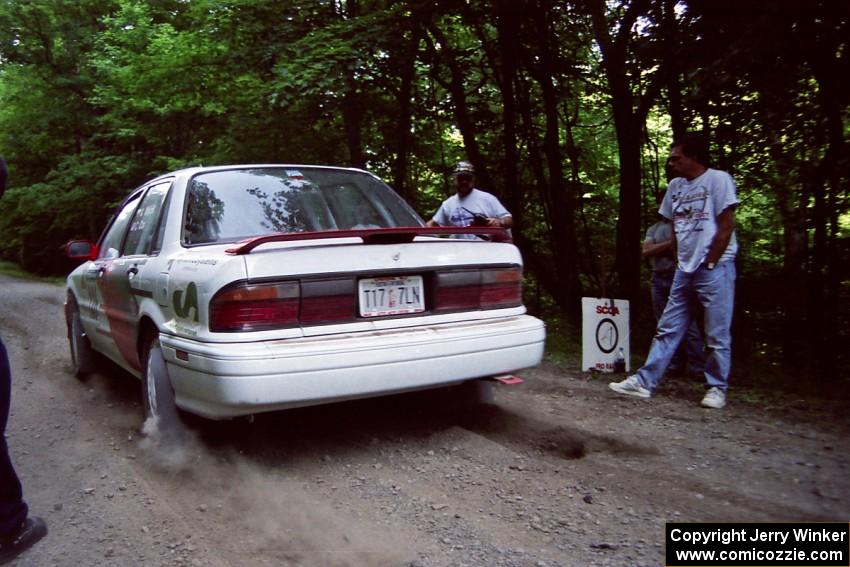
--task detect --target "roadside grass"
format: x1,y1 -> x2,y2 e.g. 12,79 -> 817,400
0,260 -> 65,286
542,317 -> 582,368
733,363 -> 850,406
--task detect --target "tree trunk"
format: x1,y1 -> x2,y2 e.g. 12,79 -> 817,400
391,19 -> 423,204
425,23 -> 495,192
809,74 -> 844,376
803,11 -> 847,376
527,1 -> 582,318
342,89 -> 366,169
662,0 -> 686,141
515,73 -> 564,303
767,132 -> 809,369
337,0 -> 365,169
494,0 -> 522,219
588,0 -> 649,303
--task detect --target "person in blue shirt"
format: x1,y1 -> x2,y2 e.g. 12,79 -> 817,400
0,156 -> 48,564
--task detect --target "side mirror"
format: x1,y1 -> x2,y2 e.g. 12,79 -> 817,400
65,240 -> 98,261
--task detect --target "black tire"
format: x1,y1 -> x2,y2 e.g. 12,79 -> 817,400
67,298 -> 95,379
142,334 -> 186,443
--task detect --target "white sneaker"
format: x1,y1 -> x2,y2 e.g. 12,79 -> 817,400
701,387 -> 726,409
609,375 -> 651,399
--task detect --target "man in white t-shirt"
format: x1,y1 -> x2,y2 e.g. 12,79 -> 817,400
426,161 -> 512,238
610,134 -> 738,409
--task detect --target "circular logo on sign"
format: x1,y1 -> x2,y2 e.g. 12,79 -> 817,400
595,318 -> 618,354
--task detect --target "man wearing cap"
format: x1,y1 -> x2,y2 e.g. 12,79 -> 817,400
426,161 -> 512,238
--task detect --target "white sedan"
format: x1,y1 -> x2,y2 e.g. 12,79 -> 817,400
64,165 -> 545,432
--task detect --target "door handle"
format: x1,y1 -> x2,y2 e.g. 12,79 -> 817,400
127,266 -> 139,277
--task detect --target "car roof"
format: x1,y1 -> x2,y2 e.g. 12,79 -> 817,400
162,164 -> 372,180
137,164 -> 376,189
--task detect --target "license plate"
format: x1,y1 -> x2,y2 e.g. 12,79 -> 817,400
358,275 -> 425,317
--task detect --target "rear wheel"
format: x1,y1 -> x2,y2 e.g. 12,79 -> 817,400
67,298 -> 94,379
142,334 -> 186,443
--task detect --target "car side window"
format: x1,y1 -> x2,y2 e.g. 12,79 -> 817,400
150,183 -> 173,255
124,181 -> 172,257
98,192 -> 142,260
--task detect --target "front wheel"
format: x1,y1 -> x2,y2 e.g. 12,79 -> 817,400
67,298 -> 95,379
142,334 -> 186,443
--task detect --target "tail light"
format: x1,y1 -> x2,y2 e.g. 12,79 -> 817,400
434,271 -> 482,311
435,267 -> 523,312
210,279 -> 356,332
210,282 -> 299,332
210,267 -> 522,332
300,279 -> 356,324
480,268 -> 523,308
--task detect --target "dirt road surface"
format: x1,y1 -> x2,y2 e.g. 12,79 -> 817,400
2,274 -> 848,566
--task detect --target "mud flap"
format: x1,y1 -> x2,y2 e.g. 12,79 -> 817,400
490,374 -> 524,385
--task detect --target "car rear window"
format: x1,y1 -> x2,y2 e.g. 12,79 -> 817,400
183,167 -> 423,245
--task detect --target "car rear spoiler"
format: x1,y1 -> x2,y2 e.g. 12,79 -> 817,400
225,226 -> 512,255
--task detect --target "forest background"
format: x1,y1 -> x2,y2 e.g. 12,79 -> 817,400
0,0 -> 847,386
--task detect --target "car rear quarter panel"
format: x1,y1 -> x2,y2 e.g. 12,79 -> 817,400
158,248 -> 251,340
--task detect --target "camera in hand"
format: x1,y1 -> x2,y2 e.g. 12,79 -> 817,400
462,207 -> 490,227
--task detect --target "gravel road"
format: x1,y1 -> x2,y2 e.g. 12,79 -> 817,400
2,274 -> 848,566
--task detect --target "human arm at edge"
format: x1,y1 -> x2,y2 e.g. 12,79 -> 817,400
487,214 -> 512,228
706,206 -> 736,264
642,238 -> 672,258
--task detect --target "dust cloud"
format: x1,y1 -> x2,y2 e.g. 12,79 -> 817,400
136,417 -> 415,566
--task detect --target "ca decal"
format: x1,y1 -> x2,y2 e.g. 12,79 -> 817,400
173,282 -> 199,322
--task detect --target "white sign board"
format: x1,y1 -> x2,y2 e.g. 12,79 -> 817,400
582,297 -> 630,373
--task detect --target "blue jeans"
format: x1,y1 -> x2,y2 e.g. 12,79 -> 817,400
0,335 -> 28,536
638,261 -> 736,392
651,270 -> 705,373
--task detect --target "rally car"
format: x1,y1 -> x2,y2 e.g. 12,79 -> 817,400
64,165 -> 545,432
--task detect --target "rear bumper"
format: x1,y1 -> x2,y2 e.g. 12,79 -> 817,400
160,315 -> 545,419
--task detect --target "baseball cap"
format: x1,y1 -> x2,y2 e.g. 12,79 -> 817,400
453,161 -> 475,176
